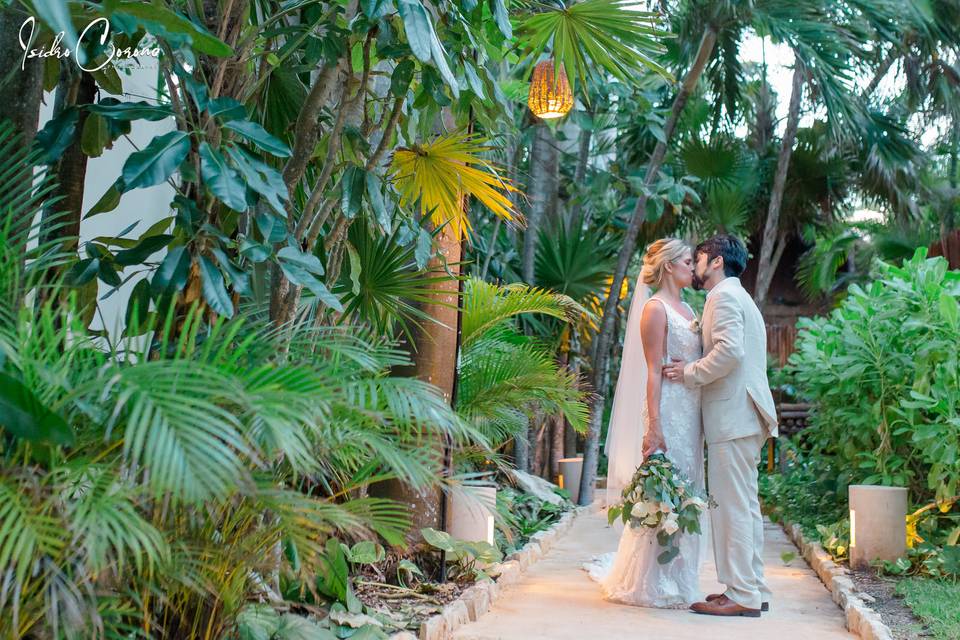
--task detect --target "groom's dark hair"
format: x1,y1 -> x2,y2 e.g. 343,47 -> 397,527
695,235 -> 748,278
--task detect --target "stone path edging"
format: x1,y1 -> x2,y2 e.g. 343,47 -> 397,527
388,504 -> 588,640
780,520 -> 893,640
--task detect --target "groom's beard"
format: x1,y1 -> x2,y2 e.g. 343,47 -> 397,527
691,273 -> 705,291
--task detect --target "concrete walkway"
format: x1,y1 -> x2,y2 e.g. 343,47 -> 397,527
454,508 -> 855,640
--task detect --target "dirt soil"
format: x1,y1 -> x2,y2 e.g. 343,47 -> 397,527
849,569 -> 932,639
355,578 -> 467,632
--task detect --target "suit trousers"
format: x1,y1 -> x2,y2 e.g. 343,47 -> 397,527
707,432 -> 772,610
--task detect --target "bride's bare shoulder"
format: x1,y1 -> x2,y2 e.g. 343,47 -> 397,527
639,297 -> 667,329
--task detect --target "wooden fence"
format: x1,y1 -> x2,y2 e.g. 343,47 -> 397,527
929,230 -> 960,270
766,322 -> 799,367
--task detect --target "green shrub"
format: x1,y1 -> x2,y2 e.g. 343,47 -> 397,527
781,248 -> 960,572
759,441 -> 848,550
788,248 -> 960,502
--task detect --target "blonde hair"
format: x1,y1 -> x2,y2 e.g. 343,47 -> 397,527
640,238 -> 690,289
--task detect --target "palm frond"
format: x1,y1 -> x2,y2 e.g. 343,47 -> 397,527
103,360 -> 256,502
333,219 -> 455,342
677,136 -> 755,191
461,278 -> 582,345
457,334 -> 589,445
515,0 -> 672,92
390,133 -> 519,239
534,214 -> 619,302
60,465 -> 169,576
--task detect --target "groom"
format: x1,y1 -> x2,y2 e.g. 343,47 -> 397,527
662,234 -> 778,618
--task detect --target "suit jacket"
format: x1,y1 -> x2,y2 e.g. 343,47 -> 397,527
683,277 -> 779,444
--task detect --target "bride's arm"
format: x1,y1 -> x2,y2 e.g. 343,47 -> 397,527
640,301 -> 668,456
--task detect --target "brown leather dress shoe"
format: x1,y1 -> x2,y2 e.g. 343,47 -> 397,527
691,595 -> 761,617
706,593 -> 769,612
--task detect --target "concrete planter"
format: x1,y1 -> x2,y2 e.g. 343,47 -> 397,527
849,485 -> 907,570
557,457 -> 584,503
446,486 -> 497,545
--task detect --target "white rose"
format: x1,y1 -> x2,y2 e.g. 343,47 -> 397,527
659,502 -> 672,513
631,502 -> 652,518
682,496 -> 707,510
661,513 -> 680,535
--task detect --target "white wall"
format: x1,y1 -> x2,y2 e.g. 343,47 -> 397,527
38,63 -> 176,339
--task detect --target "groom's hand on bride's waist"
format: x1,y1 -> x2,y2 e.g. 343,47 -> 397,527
662,358 -> 686,384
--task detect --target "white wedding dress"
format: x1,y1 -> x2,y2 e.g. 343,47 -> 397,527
584,290 -> 706,608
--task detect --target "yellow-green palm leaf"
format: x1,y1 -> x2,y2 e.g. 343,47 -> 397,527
390,133 -> 519,239
461,278 -> 583,346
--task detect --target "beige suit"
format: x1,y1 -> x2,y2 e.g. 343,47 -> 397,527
683,277 -> 778,610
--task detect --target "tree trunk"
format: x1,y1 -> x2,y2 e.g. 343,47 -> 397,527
371,223 -> 461,544
0,6 -> 44,144
569,125 -> 593,223
754,62 -> 804,307
1,4 -> 45,283
34,69 -> 97,313
517,123 -> 557,471
372,105 -> 466,547
39,70 -> 96,248
548,415 -> 563,482
578,25 -> 718,506
564,334 -> 581,457
531,410 -> 547,478
945,118 -> 958,242
549,349 -> 570,481
522,122 -> 554,283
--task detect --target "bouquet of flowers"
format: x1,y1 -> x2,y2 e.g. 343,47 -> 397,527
607,453 -> 711,564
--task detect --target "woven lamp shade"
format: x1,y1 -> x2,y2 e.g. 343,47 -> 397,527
528,60 -> 574,119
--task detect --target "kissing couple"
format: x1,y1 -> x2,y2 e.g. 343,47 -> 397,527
585,234 -> 779,617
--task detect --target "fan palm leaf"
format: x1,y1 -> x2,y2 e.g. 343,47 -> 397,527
515,0 -> 671,91
534,214 -> 619,302
333,219 -> 455,342
390,133 -> 519,239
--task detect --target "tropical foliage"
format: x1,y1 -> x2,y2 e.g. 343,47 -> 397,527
2,0 -> 960,632
0,209 -> 481,637
456,278 -> 589,464
780,249 -> 960,576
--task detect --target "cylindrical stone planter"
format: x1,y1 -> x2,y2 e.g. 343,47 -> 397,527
446,485 -> 497,544
557,457 -> 583,504
849,484 -> 908,570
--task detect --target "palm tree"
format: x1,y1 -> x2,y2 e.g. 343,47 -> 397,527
753,61 -> 804,306
580,18 -> 720,504
580,0 -> 921,502
456,278 -> 589,463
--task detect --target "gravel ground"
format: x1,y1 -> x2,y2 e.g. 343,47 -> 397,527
848,569 -> 931,639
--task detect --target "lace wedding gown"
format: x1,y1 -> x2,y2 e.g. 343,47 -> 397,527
584,297 -> 706,608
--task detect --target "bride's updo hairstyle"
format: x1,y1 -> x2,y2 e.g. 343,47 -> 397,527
640,238 -> 689,289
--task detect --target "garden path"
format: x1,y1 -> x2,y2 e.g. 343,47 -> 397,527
453,506 -> 855,640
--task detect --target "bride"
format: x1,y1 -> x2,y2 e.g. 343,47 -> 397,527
585,238 -> 706,608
